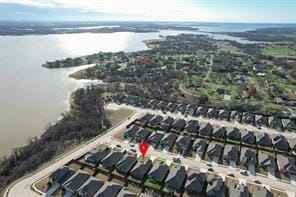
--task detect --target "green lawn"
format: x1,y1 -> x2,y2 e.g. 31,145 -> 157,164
144,179 -> 162,190
262,44 -> 296,57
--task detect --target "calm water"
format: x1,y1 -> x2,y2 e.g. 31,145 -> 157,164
0,23 -> 294,156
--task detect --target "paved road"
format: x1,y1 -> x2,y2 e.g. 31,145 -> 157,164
4,103 -> 296,197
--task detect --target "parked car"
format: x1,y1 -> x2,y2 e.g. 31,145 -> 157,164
240,171 -> 248,176
208,168 -> 214,172
173,157 -> 181,163
254,180 -> 261,184
228,173 -> 235,178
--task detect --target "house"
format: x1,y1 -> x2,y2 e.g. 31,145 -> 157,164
64,171 -> 90,195
167,103 -> 178,112
147,131 -> 164,148
124,126 -> 139,141
212,127 -> 226,141
165,165 -> 186,192
160,116 -> 174,131
184,171 -> 206,194
157,101 -> 169,111
272,134 -> 290,152
117,188 -> 137,197
95,181 -> 122,197
148,100 -> 161,109
175,135 -> 192,155
241,130 -> 255,145
226,127 -> 240,141
184,120 -> 199,134
229,184 -> 248,197
269,117 -> 283,131
230,111 -> 242,123
198,123 -> 213,138
223,145 -> 239,165
255,115 -> 269,127
207,108 -> 219,119
149,115 -> 163,128
172,119 -> 186,132
218,110 -> 230,121
186,105 -> 198,116
258,151 -> 277,173
134,129 -> 151,143
84,147 -> 110,167
252,187 -> 273,197
148,162 -> 169,183
277,155 -> 296,177
206,142 -> 223,163
240,147 -> 257,171
282,119 -> 296,131
78,178 -> 104,197
116,155 -> 137,175
177,103 -> 187,114
137,114 -> 154,125
194,106 -> 208,117
192,139 -> 207,158
130,158 -> 152,180
243,112 -> 255,125
160,133 -> 177,151
206,174 -> 226,197
100,151 -> 125,171
256,132 -> 272,148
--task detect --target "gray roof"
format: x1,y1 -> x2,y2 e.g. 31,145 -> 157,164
256,132 -> 272,147
212,127 -> 226,139
199,123 -> 213,136
149,115 -> 163,126
229,184 -> 248,197
192,139 -> 207,157
147,131 -> 164,147
277,155 -> 296,176
207,142 -> 223,161
117,189 -> 137,197
241,130 -> 255,145
135,129 -> 151,143
148,162 -> 169,183
240,147 -> 257,167
130,158 -> 152,179
160,133 -> 177,149
95,182 -> 122,197
223,145 -> 239,163
184,171 -> 205,194
226,127 -> 240,141
288,138 -> 296,152
206,175 -> 226,197
124,126 -> 139,139
272,134 -> 289,152
65,172 -> 90,193
138,114 -> 154,125
258,151 -> 277,171
85,147 -> 110,166
49,166 -> 75,185
79,178 -> 104,197
256,115 -> 268,127
172,119 -> 186,131
185,120 -> 199,133
165,165 -> 186,191
116,155 -> 137,174
100,151 -> 124,170
176,135 -> 191,154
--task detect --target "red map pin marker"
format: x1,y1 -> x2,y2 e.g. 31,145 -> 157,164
139,141 -> 149,156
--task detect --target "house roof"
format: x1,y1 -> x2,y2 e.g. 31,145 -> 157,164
193,139 -> 207,156
65,172 -> 90,193
95,181 -> 122,197
258,151 -> 276,170
148,162 -> 169,183
176,135 -> 192,152
269,117 -> 283,129
230,111 -> 242,122
212,127 -> 226,139
138,114 -> 154,125
272,134 -> 289,152
160,133 -> 177,147
149,115 -> 163,126
78,178 -> 104,197
277,155 -> 296,175
288,138 -> 296,152
135,129 -> 151,142
207,142 -> 223,160
218,110 -> 230,120
207,108 -> 219,118
229,184 -> 248,197
206,175 -> 226,197
255,115 -> 268,127
172,119 -> 186,131
240,147 -> 257,167
226,127 -> 240,141
223,145 -> 239,163
199,123 -> 213,136
185,120 -> 199,133
116,155 -> 137,174
100,151 -> 124,170
147,132 -> 164,146
161,116 -> 174,126
165,165 -> 186,191
49,167 -> 75,185
130,158 -> 152,179
124,126 -> 139,138
241,130 -> 255,145
256,132 -> 272,147
85,147 -> 110,166
185,171 -> 206,194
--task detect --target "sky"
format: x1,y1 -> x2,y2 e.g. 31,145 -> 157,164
0,0 -> 295,23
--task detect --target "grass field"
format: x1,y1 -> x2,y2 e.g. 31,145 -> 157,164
262,44 -> 296,57
105,108 -> 134,126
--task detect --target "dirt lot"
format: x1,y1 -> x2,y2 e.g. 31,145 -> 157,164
34,177 -> 49,193
105,108 -> 134,126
